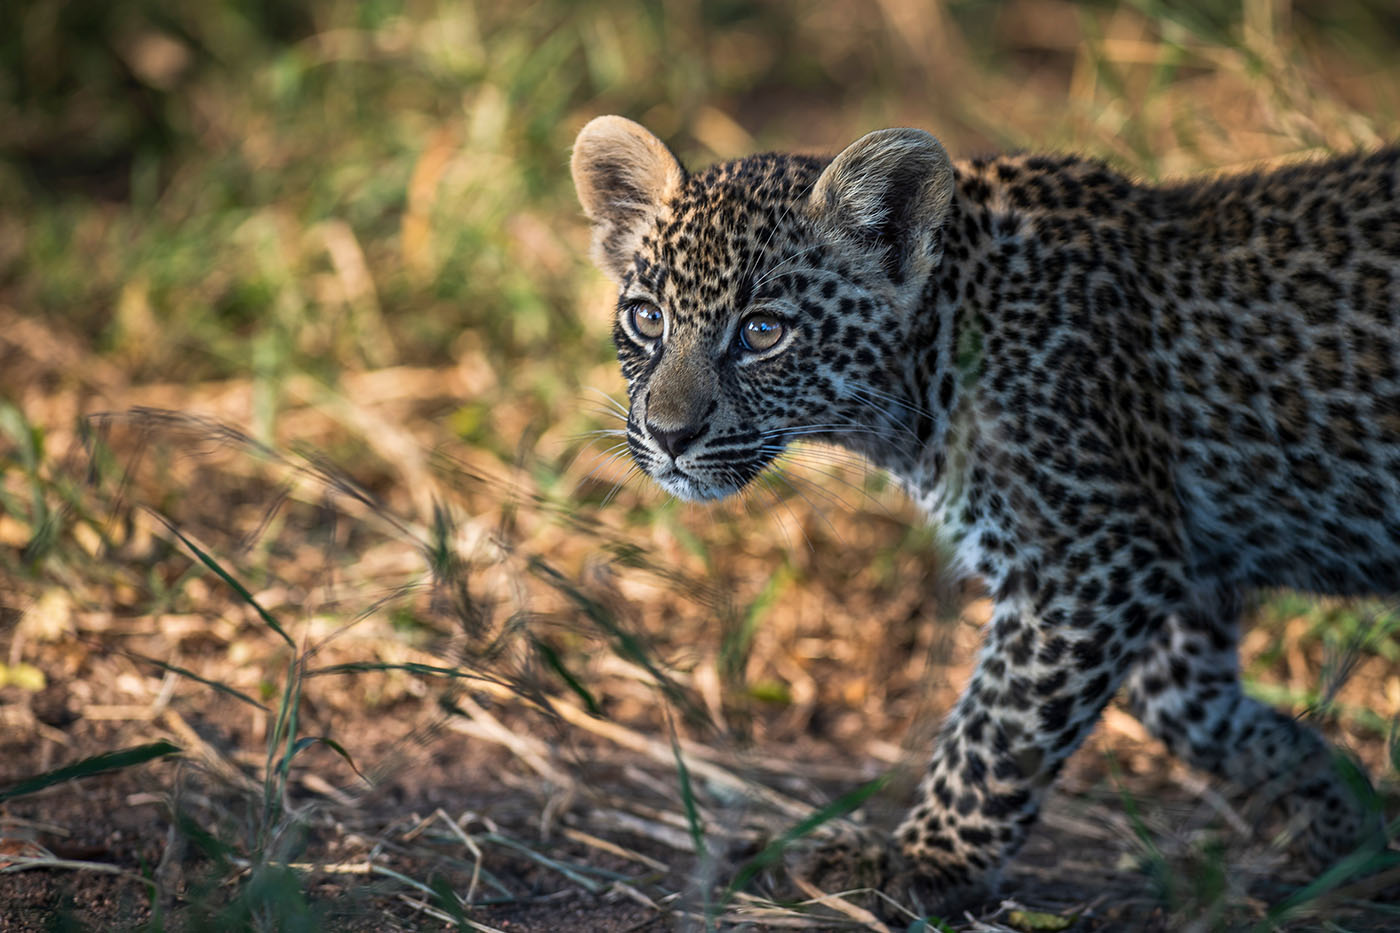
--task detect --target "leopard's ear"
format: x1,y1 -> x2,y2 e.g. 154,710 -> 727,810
571,116 -> 686,281
809,128 -> 955,288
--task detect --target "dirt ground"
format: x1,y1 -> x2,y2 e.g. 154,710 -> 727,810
2,606 -> 1396,931
2,328 -> 1398,931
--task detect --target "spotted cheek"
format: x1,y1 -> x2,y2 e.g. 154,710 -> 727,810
737,367 -> 814,441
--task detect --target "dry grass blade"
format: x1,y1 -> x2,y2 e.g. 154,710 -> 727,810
560,826 -> 669,873
161,710 -> 261,795
0,854 -> 158,890
446,693 -> 575,789
541,692 -> 817,820
789,874 -> 891,931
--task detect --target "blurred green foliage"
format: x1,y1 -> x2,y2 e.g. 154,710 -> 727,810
7,0 -> 1398,397
4,0 -> 954,393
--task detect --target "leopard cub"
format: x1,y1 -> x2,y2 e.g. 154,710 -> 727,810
572,115 -> 1396,906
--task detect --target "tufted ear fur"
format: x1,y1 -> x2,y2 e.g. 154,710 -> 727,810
571,116 -> 687,281
809,128 -> 955,288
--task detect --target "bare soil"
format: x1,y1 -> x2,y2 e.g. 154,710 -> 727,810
2,626 -> 1396,931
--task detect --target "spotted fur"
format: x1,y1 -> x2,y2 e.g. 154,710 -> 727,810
571,116 -> 1395,903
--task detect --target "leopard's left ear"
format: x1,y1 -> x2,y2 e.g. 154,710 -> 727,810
571,116 -> 687,281
809,128 -> 955,288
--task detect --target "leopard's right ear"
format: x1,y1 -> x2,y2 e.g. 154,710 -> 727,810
571,116 -> 686,281
809,128 -> 955,291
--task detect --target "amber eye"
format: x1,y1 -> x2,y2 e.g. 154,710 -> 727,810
629,301 -> 665,340
739,313 -> 785,352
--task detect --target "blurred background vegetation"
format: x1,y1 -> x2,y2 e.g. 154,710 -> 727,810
2,1 -> 1400,928
5,0 -> 1400,402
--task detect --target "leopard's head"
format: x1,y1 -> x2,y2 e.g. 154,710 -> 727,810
571,116 -> 955,501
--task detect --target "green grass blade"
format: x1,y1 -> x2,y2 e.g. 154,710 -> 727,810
313,660 -> 487,680
275,735 -> 368,784
147,509 -> 294,648
173,808 -> 237,867
479,833 -> 603,893
0,402 -> 48,535
722,772 -> 890,903
531,636 -> 601,715
669,728 -> 707,859
1252,848 -> 1400,931
428,876 -> 470,930
260,655 -> 302,839
128,653 -> 268,711
528,556 -> 705,724
720,567 -> 788,683
0,741 -> 180,803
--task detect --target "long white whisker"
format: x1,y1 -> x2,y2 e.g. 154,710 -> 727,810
764,445 -> 873,474
582,407 -> 629,427
848,384 -> 937,424
770,447 -> 894,519
559,431 -> 631,483
770,459 -> 864,520
752,255 -> 846,293
576,445 -> 636,488
744,171 -> 820,292
843,390 -> 922,445
760,424 -> 887,441
584,386 -> 630,418
600,463 -> 644,508
742,194 -> 804,292
572,428 -> 628,442
759,473 -> 815,555
767,473 -> 828,546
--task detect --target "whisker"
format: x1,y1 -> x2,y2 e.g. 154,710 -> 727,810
742,194 -> 804,293
770,459 -> 866,520
842,389 -> 922,445
575,445 -> 637,489
847,384 -> 937,425
600,462 -> 644,508
760,424 -> 887,441
766,472 -> 834,548
759,473 -> 814,555
752,248 -> 838,292
582,407 -> 629,427
584,386 -> 630,418
571,428 -> 629,443
770,448 -> 894,519
765,446 -> 874,475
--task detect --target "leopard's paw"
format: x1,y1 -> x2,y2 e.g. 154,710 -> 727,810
788,823 -> 892,895
782,824 -> 988,922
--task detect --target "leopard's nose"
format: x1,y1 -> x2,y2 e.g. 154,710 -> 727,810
646,420 -> 706,459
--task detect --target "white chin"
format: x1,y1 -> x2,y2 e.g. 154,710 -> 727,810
655,470 -> 738,502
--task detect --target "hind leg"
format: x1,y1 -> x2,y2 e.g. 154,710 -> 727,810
1123,589 -> 1377,866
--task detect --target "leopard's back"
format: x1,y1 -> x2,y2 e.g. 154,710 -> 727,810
1155,149 -> 1400,592
911,147 -> 1400,596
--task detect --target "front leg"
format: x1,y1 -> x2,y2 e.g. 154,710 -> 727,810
892,551 -> 1187,907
